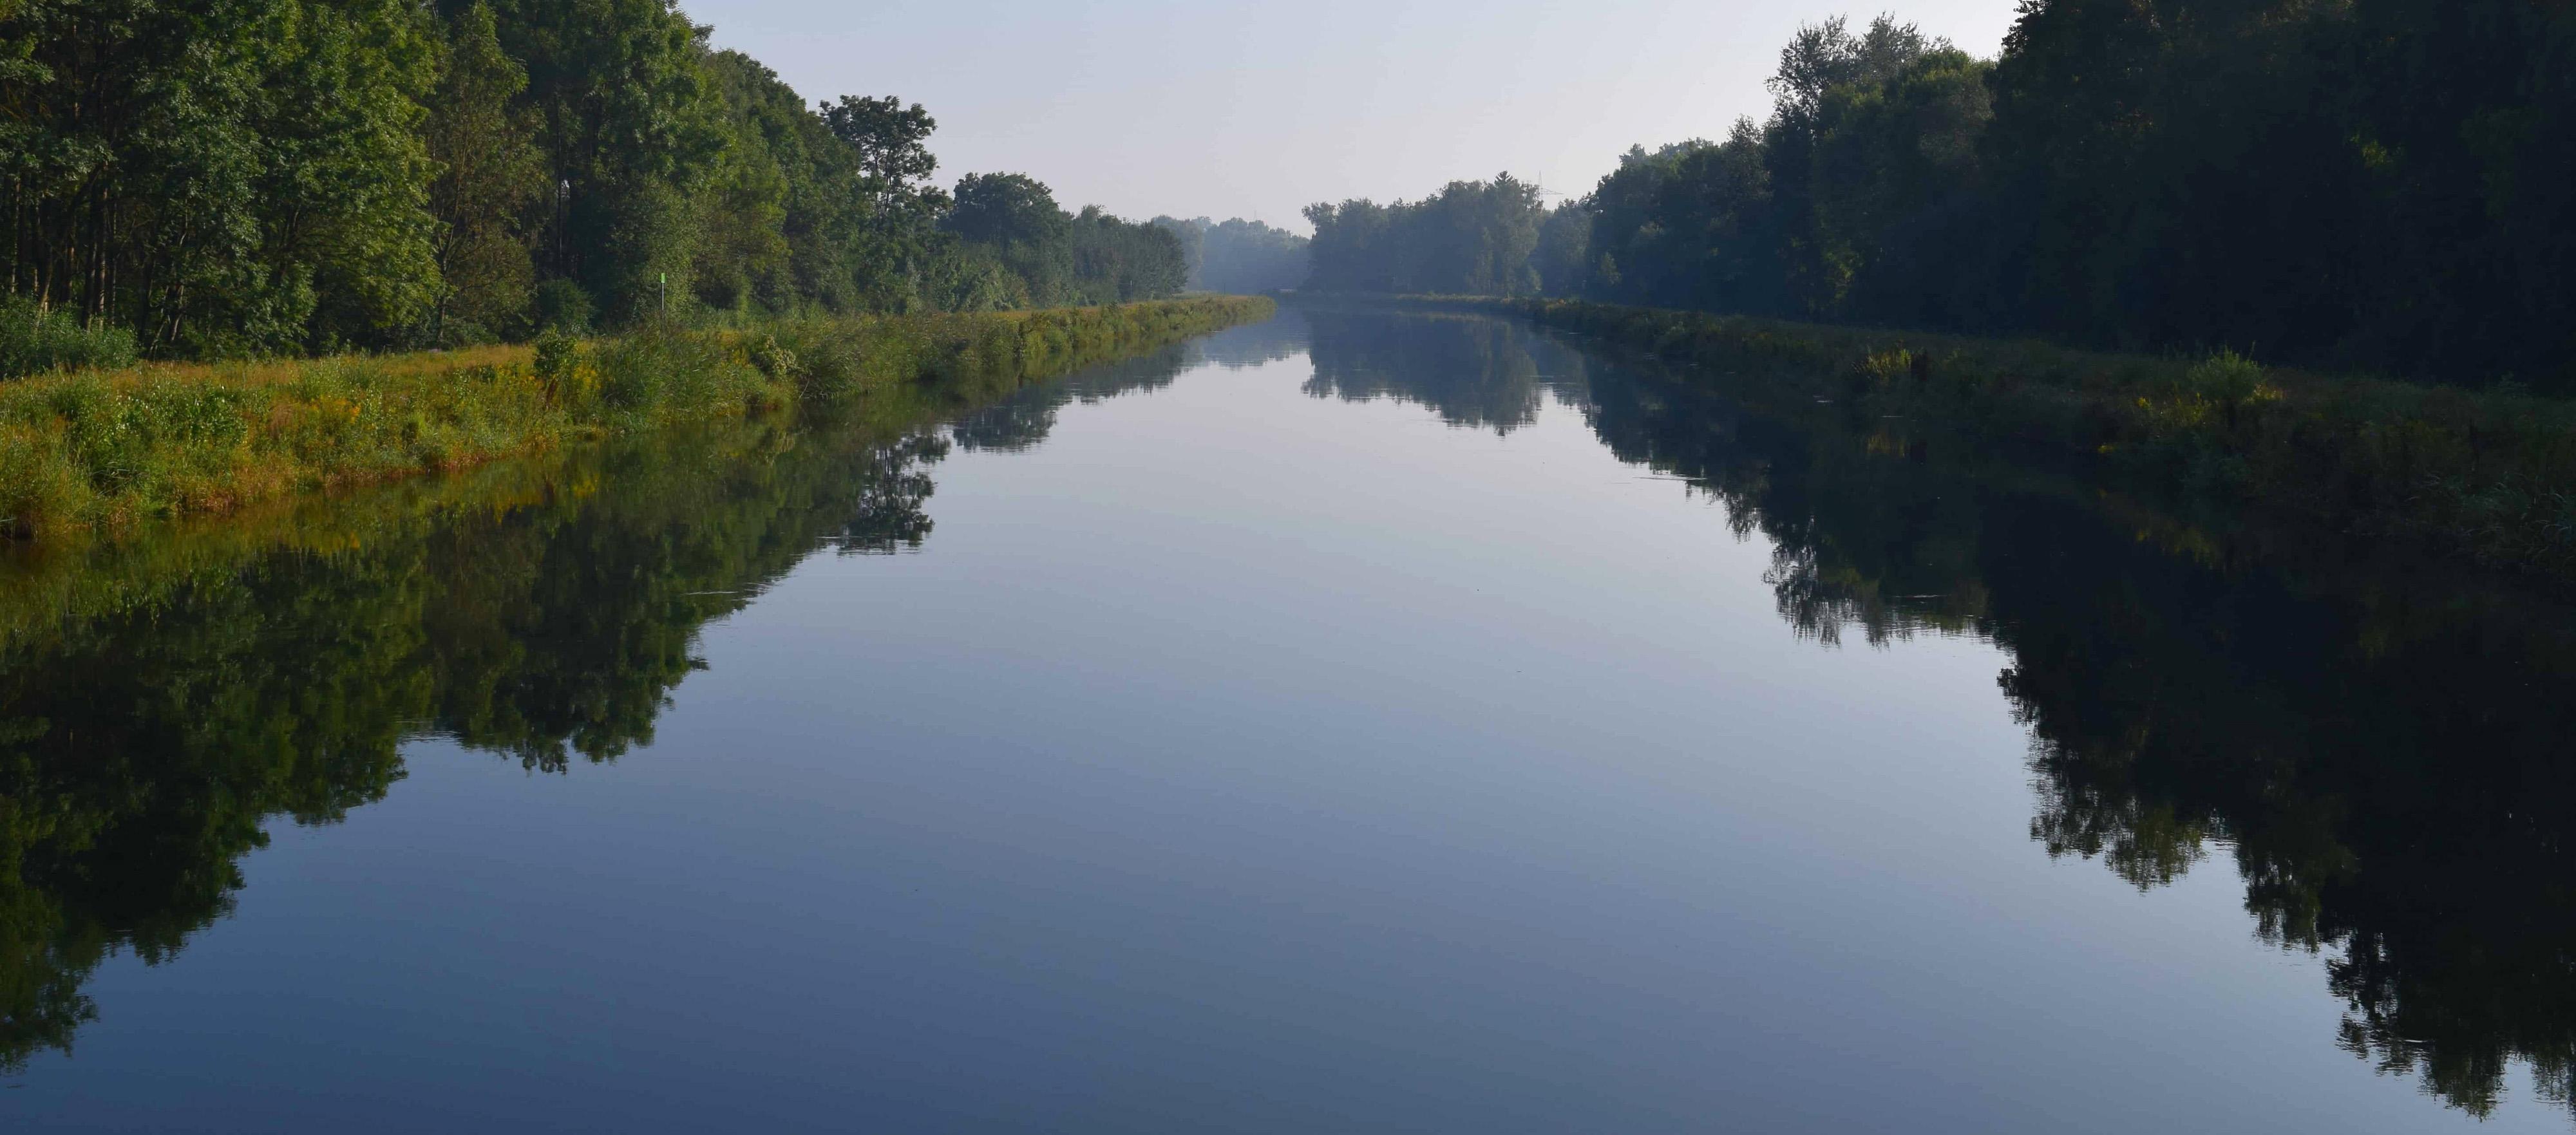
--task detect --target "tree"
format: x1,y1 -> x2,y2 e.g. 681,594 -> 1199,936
946,172 -> 1067,249
822,95 -> 938,205
471,0 -> 728,324
1068,206 -> 1186,302
1,0 -> 443,355
821,94 -> 948,310
945,173 -> 1070,305
423,1 -> 547,341
1301,174 -> 1543,295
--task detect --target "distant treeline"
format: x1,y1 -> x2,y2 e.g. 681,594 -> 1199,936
1150,216 -> 1309,294
1303,177 -> 1549,297
1303,3 -> 2576,391
0,0 -> 1188,365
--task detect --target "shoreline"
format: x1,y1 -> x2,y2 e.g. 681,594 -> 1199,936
0,297 -> 1275,545
1354,294 -> 2576,579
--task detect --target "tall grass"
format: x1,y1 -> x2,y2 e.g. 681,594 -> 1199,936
1413,297 -> 2576,576
0,297 -> 1273,542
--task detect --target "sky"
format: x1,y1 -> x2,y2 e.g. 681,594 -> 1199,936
692,1 -> 2023,233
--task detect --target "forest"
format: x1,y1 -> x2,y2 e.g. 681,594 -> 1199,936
1302,1 -> 2576,392
0,0 -> 1189,370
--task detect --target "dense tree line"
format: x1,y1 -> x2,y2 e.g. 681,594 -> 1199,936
1149,216 -> 1309,294
940,173 -> 1187,309
1302,175 -> 1548,296
1315,5 -> 2576,391
0,0 -> 1186,361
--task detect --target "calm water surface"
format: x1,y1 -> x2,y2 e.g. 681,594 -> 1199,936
5,306 -> 2574,1132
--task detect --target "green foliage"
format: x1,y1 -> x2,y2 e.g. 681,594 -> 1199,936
0,303 -> 1255,1064
0,295 -> 137,379
0,296 -> 1270,541
1358,5 -> 2576,391
1583,127 -> 1778,310
1303,174 -> 1546,296
933,175 -> 1188,309
49,375 -> 250,494
2,0 -> 442,356
530,280 -> 594,334
1427,295 -> 2576,576
944,173 -> 1073,305
422,1 -> 548,343
2177,350 -> 2266,411
531,329 -> 582,391
1068,207 -> 1188,303
591,324 -> 770,417
1,0 -> 1206,359
947,173 -> 1068,249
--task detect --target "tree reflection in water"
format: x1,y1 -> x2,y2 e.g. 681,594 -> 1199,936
0,314 -> 1314,1071
4,307 -> 2572,1120
1296,305 -> 2576,1121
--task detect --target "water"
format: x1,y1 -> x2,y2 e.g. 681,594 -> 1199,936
5,305 -> 2573,1132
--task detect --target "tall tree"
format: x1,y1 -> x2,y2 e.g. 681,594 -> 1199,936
422,1 -> 547,341
470,0 -> 726,323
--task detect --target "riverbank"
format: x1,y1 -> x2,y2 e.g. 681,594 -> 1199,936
0,297 -> 1273,543
1388,296 -> 2576,577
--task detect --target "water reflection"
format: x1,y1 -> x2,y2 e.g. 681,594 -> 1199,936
0,317 -> 1311,1072
0,419 -> 954,1067
3,305 -> 2572,1125
1302,303 -> 1573,433
951,320 -> 1309,454
1297,303 -> 2576,1121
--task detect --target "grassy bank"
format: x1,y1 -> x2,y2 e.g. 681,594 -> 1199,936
1405,296 -> 2576,576
0,297 -> 1273,542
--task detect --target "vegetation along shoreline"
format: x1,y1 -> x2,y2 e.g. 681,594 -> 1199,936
1381,295 -> 2576,579
0,297 -> 1274,544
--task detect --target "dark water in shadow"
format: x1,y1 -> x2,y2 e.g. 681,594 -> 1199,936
3,305 -> 2573,1132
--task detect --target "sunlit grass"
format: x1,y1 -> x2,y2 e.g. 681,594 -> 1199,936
0,297 -> 1273,545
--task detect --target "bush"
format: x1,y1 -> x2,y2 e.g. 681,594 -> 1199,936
48,375 -> 251,492
531,281 -> 595,336
2179,350 -> 2268,411
0,294 -> 140,379
0,422 -> 91,538
591,326 -> 767,418
532,332 -> 589,404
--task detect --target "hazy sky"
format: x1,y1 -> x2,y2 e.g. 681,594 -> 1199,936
692,1 -> 2022,231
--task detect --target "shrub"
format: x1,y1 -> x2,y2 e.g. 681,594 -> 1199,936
531,281 -> 595,336
532,332 -> 589,404
0,422 -> 91,538
2179,350 -> 2268,411
746,333 -> 800,382
592,326 -> 768,418
0,294 -> 140,379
